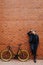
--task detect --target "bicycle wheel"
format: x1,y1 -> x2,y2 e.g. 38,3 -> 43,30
1,50 -> 12,62
18,50 -> 29,62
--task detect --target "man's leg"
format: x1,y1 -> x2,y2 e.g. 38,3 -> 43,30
30,44 -> 37,63
34,53 -> 36,63
33,45 -> 38,63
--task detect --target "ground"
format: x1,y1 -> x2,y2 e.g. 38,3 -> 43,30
0,60 -> 43,65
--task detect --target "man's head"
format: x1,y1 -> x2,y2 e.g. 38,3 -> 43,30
31,30 -> 36,35
27,30 -> 36,35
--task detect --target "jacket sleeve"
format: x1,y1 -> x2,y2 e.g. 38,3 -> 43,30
29,36 -> 33,43
35,35 -> 39,44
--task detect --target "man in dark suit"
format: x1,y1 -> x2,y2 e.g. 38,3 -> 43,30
27,30 -> 39,63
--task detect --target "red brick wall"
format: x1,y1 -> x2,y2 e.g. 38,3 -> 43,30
0,0 -> 43,59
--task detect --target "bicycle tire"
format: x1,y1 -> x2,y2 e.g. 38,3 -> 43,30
18,50 -> 29,62
1,50 -> 12,62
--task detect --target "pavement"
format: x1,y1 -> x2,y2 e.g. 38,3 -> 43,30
0,59 -> 43,65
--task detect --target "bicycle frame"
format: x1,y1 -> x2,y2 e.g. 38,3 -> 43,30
1,44 -> 29,62
6,44 -> 22,58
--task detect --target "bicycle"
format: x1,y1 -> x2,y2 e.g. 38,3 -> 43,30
1,44 -> 29,62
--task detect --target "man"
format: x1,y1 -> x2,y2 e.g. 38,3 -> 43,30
27,30 -> 39,63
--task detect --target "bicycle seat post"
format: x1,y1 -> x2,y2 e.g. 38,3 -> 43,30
18,44 -> 22,48
19,44 -> 22,50
7,46 -> 10,50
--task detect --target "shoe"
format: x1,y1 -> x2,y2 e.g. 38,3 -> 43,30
34,60 -> 36,63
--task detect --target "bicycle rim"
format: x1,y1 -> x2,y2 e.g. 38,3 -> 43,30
18,50 -> 29,62
1,50 -> 12,62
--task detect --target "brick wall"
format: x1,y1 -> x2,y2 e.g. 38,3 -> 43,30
0,0 -> 43,59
